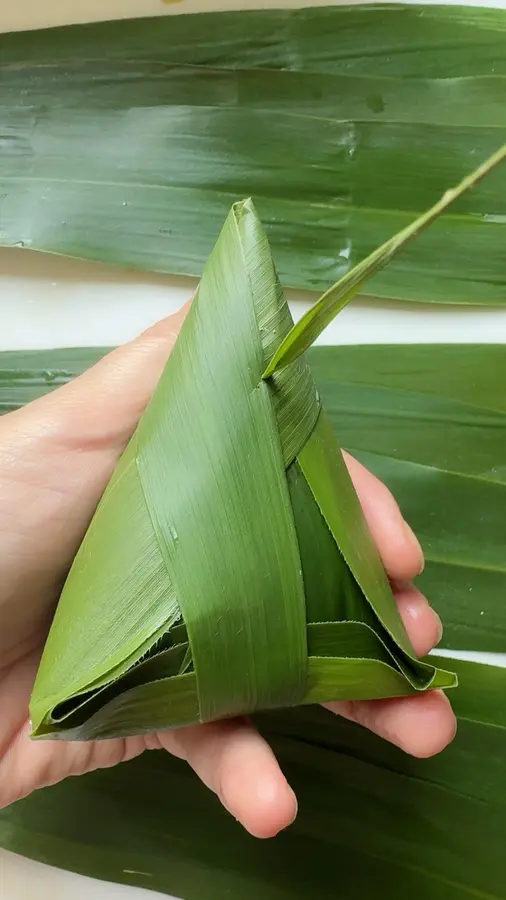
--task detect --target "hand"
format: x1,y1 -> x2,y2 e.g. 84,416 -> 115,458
0,307 -> 456,838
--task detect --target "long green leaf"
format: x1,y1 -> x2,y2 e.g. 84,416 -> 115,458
0,348 -> 106,414
308,345 -> 506,654
2,662 -> 506,899
2,5 -> 506,304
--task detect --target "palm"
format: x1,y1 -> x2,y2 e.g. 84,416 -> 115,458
0,311 -> 455,838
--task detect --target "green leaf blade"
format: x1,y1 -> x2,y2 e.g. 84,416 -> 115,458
3,6 -> 506,304
135,200 -> 310,723
3,679 -> 506,899
6,343 -> 505,660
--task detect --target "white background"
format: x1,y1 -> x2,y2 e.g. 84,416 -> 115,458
1,1 -> 506,898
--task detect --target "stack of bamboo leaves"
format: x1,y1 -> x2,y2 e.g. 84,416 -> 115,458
1,4 -> 506,899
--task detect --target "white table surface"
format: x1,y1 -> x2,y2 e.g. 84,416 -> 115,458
2,0 -> 506,898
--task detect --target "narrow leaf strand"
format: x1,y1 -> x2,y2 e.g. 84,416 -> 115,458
264,143 -> 506,377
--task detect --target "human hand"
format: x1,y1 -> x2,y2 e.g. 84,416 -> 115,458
0,307 -> 456,838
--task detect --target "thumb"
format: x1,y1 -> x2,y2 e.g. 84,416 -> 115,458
0,305 -> 188,663
4,303 -> 189,459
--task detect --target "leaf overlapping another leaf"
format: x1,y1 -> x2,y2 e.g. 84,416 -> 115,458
2,342 -> 506,895
2,661 -> 506,899
27,197 -> 456,742
4,343 -> 505,656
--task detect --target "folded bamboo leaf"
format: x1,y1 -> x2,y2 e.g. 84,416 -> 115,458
4,342 -> 506,656
308,345 -> 506,654
2,657 -> 506,900
2,5 -> 506,303
4,342 -> 506,421
2,342 -> 506,896
28,195 -> 459,742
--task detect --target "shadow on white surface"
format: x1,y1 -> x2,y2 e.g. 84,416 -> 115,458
1,0 -> 382,34
2,0 -> 505,33
2,246 -> 506,350
1,849 -> 175,900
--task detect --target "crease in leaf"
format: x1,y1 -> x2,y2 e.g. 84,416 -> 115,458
5,327 -> 506,895
28,189 -> 460,740
8,339 -> 506,707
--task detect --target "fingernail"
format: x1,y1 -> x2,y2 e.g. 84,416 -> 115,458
285,788 -> 298,829
433,610 -> 443,645
403,520 -> 424,574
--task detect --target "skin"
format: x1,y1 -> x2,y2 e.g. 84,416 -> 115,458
0,306 -> 456,839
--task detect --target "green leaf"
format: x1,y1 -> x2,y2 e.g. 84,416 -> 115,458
264,143 -> 506,375
3,342 -> 506,656
0,348 -> 106,414
4,341 -> 506,896
27,199 -> 452,742
3,668 -> 506,899
309,344 -> 506,655
2,5 -> 506,304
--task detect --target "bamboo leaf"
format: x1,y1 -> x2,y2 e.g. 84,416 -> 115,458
2,5 -> 506,304
3,340 -> 506,897
27,199 -> 452,742
5,343 -> 505,657
0,348 -> 106,414
307,344 -> 506,655
3,663 -> 506,899
264,143 -> 506,375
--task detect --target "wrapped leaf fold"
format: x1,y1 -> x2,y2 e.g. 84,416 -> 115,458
29,200 -> 454,740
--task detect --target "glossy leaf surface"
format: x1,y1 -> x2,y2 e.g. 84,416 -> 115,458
2,341 -> 505,895
2,658 -> 506,899
2,5 -> 506,303
28,200 -> 450,742
265,143 -> 506,373
5,343 -> 505,655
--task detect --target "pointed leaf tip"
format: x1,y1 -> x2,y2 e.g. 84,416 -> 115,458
263,142 -> 506,378
233,197 -> 255,220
